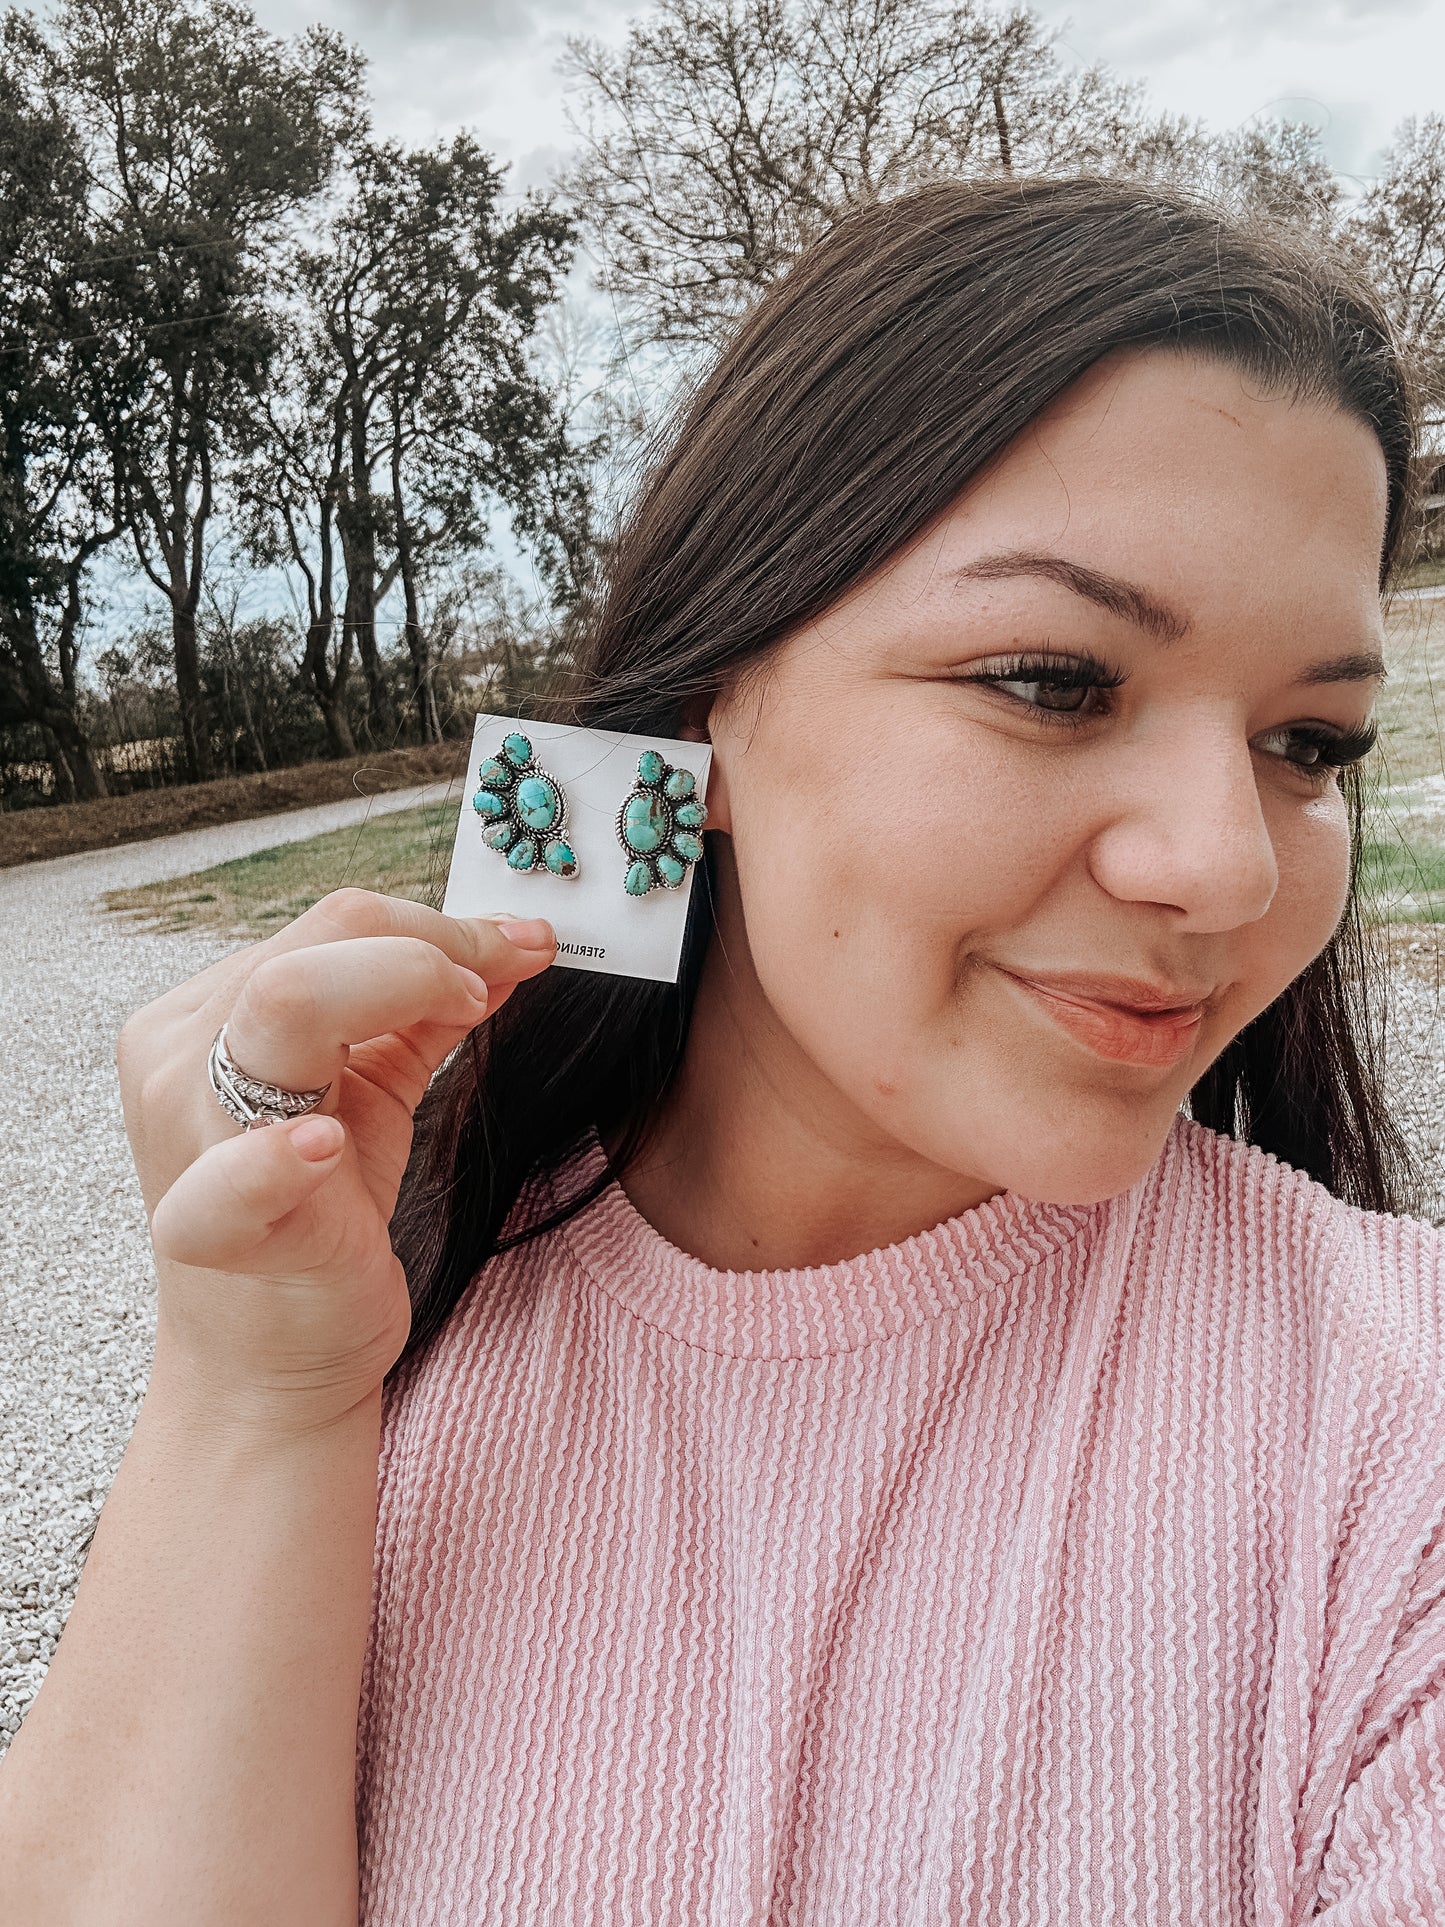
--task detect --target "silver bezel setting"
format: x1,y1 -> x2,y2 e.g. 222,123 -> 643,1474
472,733 -> 578,878
615,752 -> 707,894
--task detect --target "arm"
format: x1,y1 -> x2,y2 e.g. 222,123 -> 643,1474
0,893 -> 555,1925
0,1363 -> 380,1926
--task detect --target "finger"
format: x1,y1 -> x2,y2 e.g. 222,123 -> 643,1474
128,895 -> 555,1043
223,935 -> 495,1095
262,889 -> 557,984
343,1006 -> 492,1115
151,1112 -> 349,1274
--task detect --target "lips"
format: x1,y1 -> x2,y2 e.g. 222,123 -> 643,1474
996,968 -> 1207,1069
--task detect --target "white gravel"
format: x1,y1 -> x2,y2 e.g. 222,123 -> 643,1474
0,794 -> 1441,1758
0,783 -> 445,1755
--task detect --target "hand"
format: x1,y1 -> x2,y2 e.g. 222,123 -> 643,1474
115,888 -> 556,1433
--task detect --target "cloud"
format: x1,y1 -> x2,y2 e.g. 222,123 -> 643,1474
303,0 -> 613,50
1048,0 -> 1433,67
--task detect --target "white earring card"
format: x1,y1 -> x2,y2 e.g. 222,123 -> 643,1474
442,713 -> 713,984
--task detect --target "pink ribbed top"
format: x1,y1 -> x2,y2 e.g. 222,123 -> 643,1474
355,1115 -> 1445,1923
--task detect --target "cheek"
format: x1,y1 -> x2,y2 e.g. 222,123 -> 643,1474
725,699 -> 1076,1043
1264,788 -> 1355,965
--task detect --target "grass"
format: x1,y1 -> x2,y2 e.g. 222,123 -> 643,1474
1360,597 -> 1445,922
101,801 -> 459,938
101,602 -> 1445,939
1399,555 -> 1445,591
1358,836 -> 1445,924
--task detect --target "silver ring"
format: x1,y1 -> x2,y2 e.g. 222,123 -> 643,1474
207,1024 -> 332,1132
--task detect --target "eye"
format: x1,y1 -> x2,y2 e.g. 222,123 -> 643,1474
1254,719 -> 1379,784
961,651 -> 1125,722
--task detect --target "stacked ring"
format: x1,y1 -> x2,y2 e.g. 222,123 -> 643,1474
207,1024 -> 332,1131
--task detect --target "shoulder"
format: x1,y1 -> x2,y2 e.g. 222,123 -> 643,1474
1156,1113 -> 1443,1296
1157,1112 -> 1445,1449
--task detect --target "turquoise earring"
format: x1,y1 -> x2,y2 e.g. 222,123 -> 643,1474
616,749 -> 707,895
471,731 -> 579,878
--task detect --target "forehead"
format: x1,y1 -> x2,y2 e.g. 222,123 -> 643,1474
948,348 -> 1387,598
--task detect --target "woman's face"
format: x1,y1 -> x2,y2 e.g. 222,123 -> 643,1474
702,347 -> 1390,1206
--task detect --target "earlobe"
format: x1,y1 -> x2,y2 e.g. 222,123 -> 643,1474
701,755 -> 731,835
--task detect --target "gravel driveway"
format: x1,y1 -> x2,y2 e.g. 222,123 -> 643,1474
0,784 -> 442,1753
1,798 -> 1441,1757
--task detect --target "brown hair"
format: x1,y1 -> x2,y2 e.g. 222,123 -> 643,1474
392,173 -> 1426,1362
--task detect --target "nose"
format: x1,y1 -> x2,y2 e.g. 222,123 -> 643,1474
1087,721 -> 1279,929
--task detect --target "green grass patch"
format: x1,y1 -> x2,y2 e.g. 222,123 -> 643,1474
102,801 -> 459,939
1358,834 -> 1445,924
1357,601 -> 1445,924
1376,601 -> 1445,791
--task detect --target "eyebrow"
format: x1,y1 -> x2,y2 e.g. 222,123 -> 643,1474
948,548 -> 1387,685
951,549 -> 1190,643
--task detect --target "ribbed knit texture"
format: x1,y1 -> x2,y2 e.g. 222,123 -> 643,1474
355,1115 -> 1445,1923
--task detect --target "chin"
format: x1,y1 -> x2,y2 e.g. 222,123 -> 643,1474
946,1092 -> 1184,1207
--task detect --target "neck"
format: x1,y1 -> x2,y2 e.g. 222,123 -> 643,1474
606,867 -> 1003,1273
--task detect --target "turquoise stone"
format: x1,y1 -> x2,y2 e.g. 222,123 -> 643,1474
663,768 -> 695,800
483,823 -> 516,852
673,799 -> 705,829
624,859 -> 654,896
544,838 -> 578,877
506,837 -> 537,871
671,829 -> 703,863
477,758 -> 512,791
621,792 -> 670,854
515,774 -> 559,832
472,788 -> 506,821
637,748 -> 666,787
656,852 -> 686,888
501,731 -> 533,768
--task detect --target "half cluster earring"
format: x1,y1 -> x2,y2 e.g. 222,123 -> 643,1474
615,748 -> 707,895
471,731 -> 579,878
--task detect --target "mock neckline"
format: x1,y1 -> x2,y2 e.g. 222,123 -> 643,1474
551,1132 -> 1103,1360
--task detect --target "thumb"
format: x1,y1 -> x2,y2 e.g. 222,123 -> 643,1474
151,1113 -> 347,1273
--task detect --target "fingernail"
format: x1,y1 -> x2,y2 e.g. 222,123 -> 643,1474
290,1115 -> 343,1161
459,967 -> 489,1002
496,917 -> 555,950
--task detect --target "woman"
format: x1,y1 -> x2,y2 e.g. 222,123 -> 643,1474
2,175 -> 1441,1923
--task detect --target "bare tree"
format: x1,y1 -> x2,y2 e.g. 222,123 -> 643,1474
1353,114 -> 1445,409
561,0 -> 1195,350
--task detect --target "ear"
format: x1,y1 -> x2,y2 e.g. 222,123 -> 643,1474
675,690 -> 712,743
676,691 -> 731,834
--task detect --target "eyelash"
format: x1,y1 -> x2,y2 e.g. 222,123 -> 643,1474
963,651 -> 1380,784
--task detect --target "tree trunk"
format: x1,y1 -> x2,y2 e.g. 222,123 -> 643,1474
342,396 -> 393,744
320,689 -> 357,758
992,81 -> 1013,172
5,597 -> 110,800
47,707 -> 108,800
390,434 -> 441,745
171,600 -> 214,783
300,489 -> 356,758
55,541 -> 114,786
43,726 -> 78,804
342,561 -> 390,745
302,614 -> 357,758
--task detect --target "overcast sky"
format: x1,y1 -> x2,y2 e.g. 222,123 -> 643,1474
249,0 -> 1444,195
